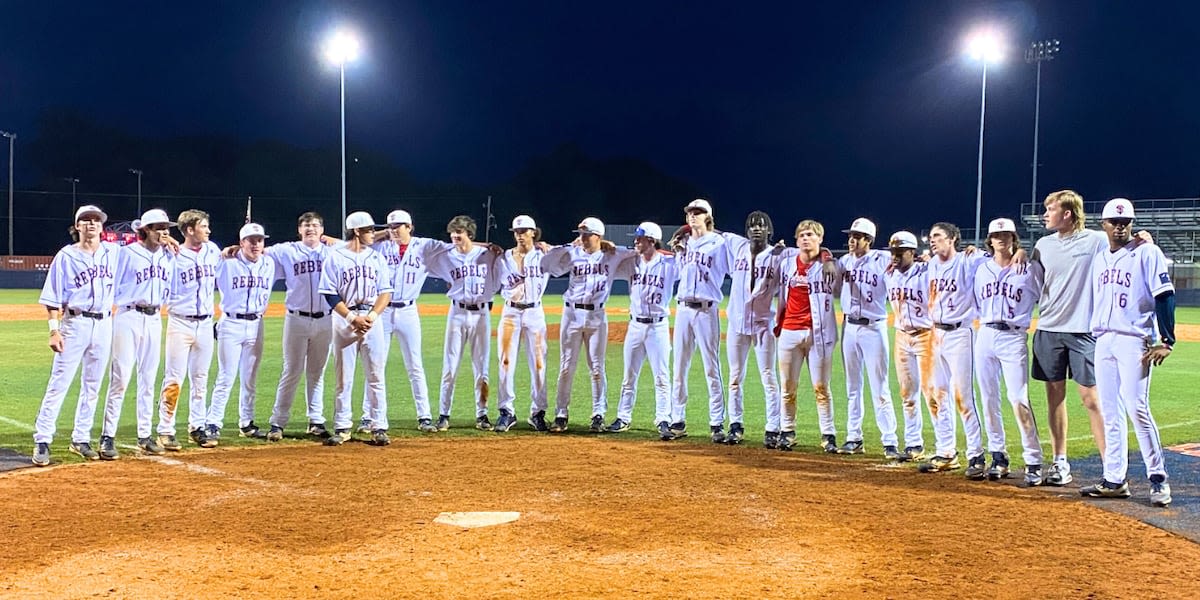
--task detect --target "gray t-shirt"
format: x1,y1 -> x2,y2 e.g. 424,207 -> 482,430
1033,228 -> 1107,333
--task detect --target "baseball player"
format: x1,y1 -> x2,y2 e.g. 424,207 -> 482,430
720,211 -> 781,445
1081,198 -> 1175,507
610,222 -> 678,434
837,218 -> 902,459
541,217 -> 636,433
264,212 -> 334,441
157,209 -> 221,451
974,218 -> 1045,485
204,223 -> 277,441
99,208 -> 176,459
31,205 -> 119,466
319,211 -> 394,446
884,231 -> 932,461
666,199 -> 731,441
495,215 -> 551,432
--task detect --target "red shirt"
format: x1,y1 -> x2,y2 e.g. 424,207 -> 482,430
781,255 -> 813,331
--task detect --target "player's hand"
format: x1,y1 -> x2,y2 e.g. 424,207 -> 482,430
1142,344 -> 1172,366
772,324 -> 782,338
1135,230 -> 1154,246
320,235 -> 339,246
1011,247 -> 1028,273
536,241 -> 552,253
963,244 -> 978,256
486,242 -> 504,255
350,314 -> 372,334
161,235 -> 181,255
599,240 -> 616,254
48,330 -> 64,353
221,245 -> 238,259
821,258 -> 838,286
571,236 -> 583,247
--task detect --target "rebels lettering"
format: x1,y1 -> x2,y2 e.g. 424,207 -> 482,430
843,269 -> 879,287
632,272 -> 667,289
680,250 -> 714,268
134,264 -> 170,285
450,264 -> 488,280
889,287 -> 925,303
232,275 -> 271,289
930,278 -> 958,293
339,265 -> 378,286
73,264 -> 114,287
179,264 -> 216,285
293,259 -> 322,276
572,263 -> 610,277
978,281 -> 1023,302
1097,268 -> 1133,288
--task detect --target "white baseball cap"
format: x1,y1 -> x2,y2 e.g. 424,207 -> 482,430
888,231 -> 919,250
74,204 -> 107,223
987,217 -> 1017,235
574,217 -> 605,236
386,210 -> 412,226
239,222 -> 269,240
134,208 -> 175,230
511,215 -> 537,230
634,221 -> 663,241
686,198 -> 713,217
345,211 -> 376,230
843,217 -> 877,239
1101,198 -> 1136,220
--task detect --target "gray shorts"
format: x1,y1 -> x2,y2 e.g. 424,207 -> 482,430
1032,330 -> 1097,386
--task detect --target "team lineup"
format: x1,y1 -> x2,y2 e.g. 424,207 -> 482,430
29,190 -> 1178,508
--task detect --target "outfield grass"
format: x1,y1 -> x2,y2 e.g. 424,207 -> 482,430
1,290 -> 1197,466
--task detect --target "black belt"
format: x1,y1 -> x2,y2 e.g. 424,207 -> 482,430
566,302 -> 602,311
389,300 -> 414,309
179,314 -> 211,321
846,317 -> 877,326
68,309 -> 105,320
348,304 -> 373,311
634,316 -> 665,324
985,322 -> 1016,331
934,322 -> 962,331
128,305 -> 159,316
289,309 -> 326,319
507,301 -> 539,310
232,313 -> 261,321
456,301 -> 492,311
903,328 -> 931,336
681,300 -> 713,310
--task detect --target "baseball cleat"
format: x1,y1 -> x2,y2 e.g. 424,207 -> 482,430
436,415 -> 451,432
307,423 -> 331,438
206,424 -> 222,441
725,422 -> 745,445
1080,479 -> 1131,499
369,429 -> 391,446
193,427 -> 217,448
1149,475 -> 1172,507
607,418 -> 630,433
475,415 -> 494,431
837,440 -> 865,455
494,410 -> 517,432
589,415 -> 605,433
778,431 -> 797,451
883,445 -> 903,461
710,425 -> 726,444
266,425 -> 285,442
417,418 -> 438,433
548,417 -> 569,433
964,454 -> 988,480
987,451 -> 1010,480
137,437 -> 165,456
657,421 -> 673,441
1045,462 -> 1072,486
356,417 -> 374,434
819,434 -> 838,454
527,411 -> 549,432
32,442 -> 51,467
917,453 -> 961,473
158,434 -> 182,452
903,445 -> 926,462
239,422 -> 268,439
69,441 -> 100,461
1023,464 -> 1044,487
324,428 -> 352,446
99,436 -> 119,461
668,422 -> 687,440
763,430 -> 779,450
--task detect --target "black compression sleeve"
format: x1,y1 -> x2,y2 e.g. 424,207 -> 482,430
323,293 -> 342,310
1154,290 -> 1176,346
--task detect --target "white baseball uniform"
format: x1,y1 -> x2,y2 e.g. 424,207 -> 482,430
885,261 -> 932,450
318,245 -> 393,431
495,247 -> 551,417
723,233 -> 780,431
974,259 -> 1045,466
671,231 -> 730,426
927,251 -> 990,460
370,237 -> 435,422
838,249 -> 899,447
206,252 -> 278,431
158,241 -> 221,437
542,244 -> 635,420
772,248 -> 839,434
266,241 -> 332,429
614,251 -> 679,425
102,242 -> 174,441
1091,240 -> 1174,483
33,242 -> 119,445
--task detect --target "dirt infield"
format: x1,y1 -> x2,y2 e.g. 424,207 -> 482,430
2,437 -> 1198,599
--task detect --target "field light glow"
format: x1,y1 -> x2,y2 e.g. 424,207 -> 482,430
965,28 -> 1005,64
323,30 -> 361,65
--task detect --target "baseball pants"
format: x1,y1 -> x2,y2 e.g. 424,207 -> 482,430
375,304 -> 433,421
616,318 -> 672,425
498,305 -> 548,417
778,328 -> 837,433
1095,332 -> 1167,483
103,308 -> 161,439
553,305 -> 608,419
158,315 -> 214,436
893,329 -> 931,449
206,317 -> 266,430
930,326 -> 984,460
842,320 -> 898,446
34,313 -> 113,444
440,304 -> 491,418
727,327 -> 780,431
670,303 -> 725,425
975,327 -> 1043,467
331,311 -> 388,431
269,311 -> 332,429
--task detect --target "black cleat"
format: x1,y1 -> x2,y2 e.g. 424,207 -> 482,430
527,411 -> 549,432
725,422 -> 744,445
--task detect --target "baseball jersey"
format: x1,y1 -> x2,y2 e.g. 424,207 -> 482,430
886,262 -> 933,331
617,251 -> 680,319
39,242 -> 120,313
676,231 -> 731,303
168,241 -> 222,317
974,259 -> 1044,330
1033,229 -> 1108,333
422,242 -> 499,304
775,248 -> 838,344
496,247 -> 550,304
318,245 -> 394,308
216,252 -> 277,317
541,245 -> 634,305
723,232 -> 778,335
374,237 -> 433,304
928,251 -> 989,326
838,249 -> 891,321
266,241 -> 330,315
1090,241 -> 1174,341
112,242 -> 174,309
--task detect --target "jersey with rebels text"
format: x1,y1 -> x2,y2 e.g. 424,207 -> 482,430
318,246 -> 394,308
112,242 -> 175,309
775,248 -> 838,345
422,242 -> 499,304
617,251 -> 679,320
928,251 -> 989,326
496,247 -> 550,304
266,242 -> 329,315
838,249 -> 890,321
676,231 -> 731,303
39,242 -> 120,313
216,253 -> 278,316
542,245 -> 635,305
973,259 -> 1044,330
374,237 -> 432,304
723,232 -> 777,335
886,262 -> 932,331
1090,241 -> 1174,341
168,241 -> 221,316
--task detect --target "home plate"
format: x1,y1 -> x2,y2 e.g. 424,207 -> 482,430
433,511 -> 521,528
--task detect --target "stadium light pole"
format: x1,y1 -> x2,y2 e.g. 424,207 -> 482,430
2,130 -> 14,256
129,169 -> 143,215
322,29 -> 361,231
1026,39 -> 1061,208
63,177 -> 80,212
965,28 -> 1005,246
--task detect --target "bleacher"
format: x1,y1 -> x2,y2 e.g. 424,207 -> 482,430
1020,197 -> 1199,263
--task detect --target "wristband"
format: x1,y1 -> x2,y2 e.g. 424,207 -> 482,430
48,319 -> 60,332
366,311 -> 378,322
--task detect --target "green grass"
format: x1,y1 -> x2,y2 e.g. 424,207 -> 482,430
1,291 -> 1197,466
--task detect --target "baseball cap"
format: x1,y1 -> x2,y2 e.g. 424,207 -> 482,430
888,231 -> 919,250
345,211 -> 376,230
987,217 -> 1017,235
574,217 -> 605,236
134,208 -> 175,230
1101,198 -> 1136,220
74,204 -> 107,223
686,198 -> 713,217
386,210 -> 412,226
843,217 -> 877,239
239,223 -> 269,240
511,215 -> 537,231
634,221 -> 663,241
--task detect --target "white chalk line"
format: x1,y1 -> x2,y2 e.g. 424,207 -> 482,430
1066,419 -> 1200,442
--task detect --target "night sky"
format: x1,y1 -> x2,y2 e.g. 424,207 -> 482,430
3,0 -> 1199,238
